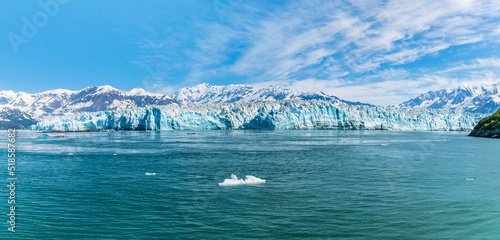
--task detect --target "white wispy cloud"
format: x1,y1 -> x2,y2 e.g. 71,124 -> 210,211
440,57 -> 500,73
223,0 -> 492,77
133,0 -> 500,105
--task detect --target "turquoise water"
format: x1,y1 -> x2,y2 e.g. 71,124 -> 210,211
1,130 -> 499,239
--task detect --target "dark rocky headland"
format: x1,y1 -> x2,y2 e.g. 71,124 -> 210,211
469,108 -> 500,138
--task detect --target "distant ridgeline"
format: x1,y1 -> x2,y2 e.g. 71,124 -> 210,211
469,108 -> 500,138
1,84 -> 362,130
3,83 -> 500,130
31,101 -> 484,132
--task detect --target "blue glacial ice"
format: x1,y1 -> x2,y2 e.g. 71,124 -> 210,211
36,133 -> 64,139
30,101 -> 485,131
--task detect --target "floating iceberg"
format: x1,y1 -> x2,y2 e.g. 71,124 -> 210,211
37,133 -> 64,139
218,174 -> 266,186
145,172 -> 156,176
30,101 -> 485,131
37,133 -> 50,139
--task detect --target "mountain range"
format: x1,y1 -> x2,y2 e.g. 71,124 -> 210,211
171,83 -> 369,105
0,86 -> 175,129
0,84 -> 365,129
399,83 -> 500,114
1,82 -> 499,129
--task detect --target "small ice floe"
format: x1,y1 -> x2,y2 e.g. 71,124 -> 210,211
37,133 -> 50,139
37,133 -> 64,139
145,172 -> 156,176
68,153 -> 73,155
218,174 -> 266,186
381,143 -> 389,146
113,153 -> 117,156
466,178 -> 474,181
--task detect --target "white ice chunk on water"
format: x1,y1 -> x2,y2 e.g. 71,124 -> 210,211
145,172 -> 156,176
218,174 -> 266,186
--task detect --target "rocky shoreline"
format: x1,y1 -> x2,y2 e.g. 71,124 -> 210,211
468,129 -> 500,138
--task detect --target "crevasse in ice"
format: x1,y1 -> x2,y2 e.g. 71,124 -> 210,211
30,101 -> 485,131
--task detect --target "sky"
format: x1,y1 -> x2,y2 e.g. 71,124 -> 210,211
1,0 -> 500,105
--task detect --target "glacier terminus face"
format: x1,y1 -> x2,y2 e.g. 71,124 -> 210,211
31,101 -> 484,131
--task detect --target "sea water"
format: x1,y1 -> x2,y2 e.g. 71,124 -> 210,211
1,130 -> 499,239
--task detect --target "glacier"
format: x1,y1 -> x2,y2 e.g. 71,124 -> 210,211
30,101 -> 485,131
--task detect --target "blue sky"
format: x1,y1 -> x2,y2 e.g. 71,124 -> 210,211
2,0 -> 500,105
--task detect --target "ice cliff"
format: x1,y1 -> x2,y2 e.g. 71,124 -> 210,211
31,101 -> 484,131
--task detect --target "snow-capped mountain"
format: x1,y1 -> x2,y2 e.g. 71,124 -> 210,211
1,83 -> 369,129
171,83 -> 368,106
0,86 -> 175,129
399,83 -> 500,114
